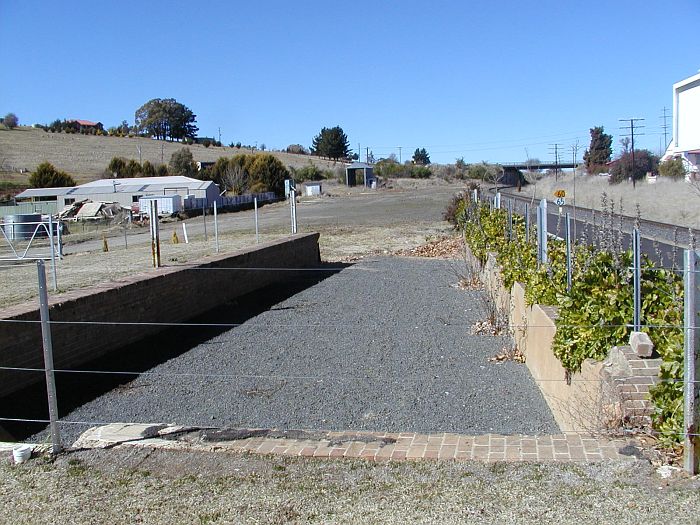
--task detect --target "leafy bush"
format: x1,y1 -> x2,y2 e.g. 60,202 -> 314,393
142,161 -> 156,177
29,162 -> 76,188
658,157 -> 686,179
169,147 -> 197,177
454,196 -> 684,445
290,163 -> 324,182
3,113 -> 18,129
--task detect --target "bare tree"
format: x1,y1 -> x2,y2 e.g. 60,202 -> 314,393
222,164 -> 248,195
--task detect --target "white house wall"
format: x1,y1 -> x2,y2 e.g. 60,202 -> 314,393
675,76 -> 700,152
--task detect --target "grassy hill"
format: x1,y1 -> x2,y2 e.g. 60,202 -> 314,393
0,127 -> 343,189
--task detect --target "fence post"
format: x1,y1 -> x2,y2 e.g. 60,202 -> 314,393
47,215 -> 58,292
202,202 -> 208,241
525,203 -> 530,244
684,249 -> 700,475
633,229 -> 641,332
507,199 -> 513,241
537,199 -> 548,265
290,189 -> 297,235
37,260 -> 62,454
494,192 -> 501,210
254,197 -> 260,244
565,212 -> 572,292
214,201 -> 219,253
150,202 -> 161,268
472,188 -> 478,203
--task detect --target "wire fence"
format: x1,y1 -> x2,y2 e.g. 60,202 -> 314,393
0,195 -> 698,473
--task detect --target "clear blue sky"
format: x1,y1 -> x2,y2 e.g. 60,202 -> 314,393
2,0 -> 699,164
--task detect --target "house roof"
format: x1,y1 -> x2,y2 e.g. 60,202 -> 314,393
15,187 -> 73,199
16,176 -> 216,200
346,162 -> 374,169
71,119 -> 99,126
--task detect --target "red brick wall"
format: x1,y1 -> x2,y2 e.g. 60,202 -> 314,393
0,234 -> 320,398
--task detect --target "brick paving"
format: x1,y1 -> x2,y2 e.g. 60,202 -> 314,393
72,424 -> 641,463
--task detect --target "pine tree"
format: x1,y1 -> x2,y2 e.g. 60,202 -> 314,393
412,148 -> 431,165
583,126 -> 613,174
310,126 -> 351,161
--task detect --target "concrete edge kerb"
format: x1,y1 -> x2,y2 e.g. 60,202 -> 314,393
55,423 -> 642,464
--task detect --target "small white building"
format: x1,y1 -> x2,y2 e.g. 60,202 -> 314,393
662,72 -> 700,179
304,182 -> 322,197
16,176 -> 220,210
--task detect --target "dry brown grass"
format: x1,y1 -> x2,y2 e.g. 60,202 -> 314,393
0,127 -> 343,184
521,173 -> 700,229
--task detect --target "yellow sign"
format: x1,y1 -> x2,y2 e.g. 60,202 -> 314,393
554,190 -> 566,198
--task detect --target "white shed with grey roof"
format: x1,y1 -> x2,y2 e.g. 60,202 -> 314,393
16,176 -> 220,210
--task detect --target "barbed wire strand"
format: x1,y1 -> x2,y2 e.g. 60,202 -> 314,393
0,365 -> 696,384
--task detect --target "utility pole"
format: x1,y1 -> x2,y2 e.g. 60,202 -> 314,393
549,144 -> 562,181
366,147 -> 369,164
358,143 -> 360,162
218,127 -> 221,145
619,118 -> 645,188
660,107 -> 670,155
398,146 -> 402,164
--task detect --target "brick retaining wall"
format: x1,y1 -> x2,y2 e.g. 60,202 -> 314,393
0,233 -> 320,398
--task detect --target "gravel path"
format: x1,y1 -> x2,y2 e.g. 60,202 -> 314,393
36,256 -> 557,444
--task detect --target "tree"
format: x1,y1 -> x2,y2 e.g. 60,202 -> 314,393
107,157 -> 127,177
3,113 -> 18,129
29,162 -> 75,188
310,126 -> 351,161
142,160 -> 156,177
248,154 -> 289,196
412,148 -> 430,165
169,147 -> 197,177
609,149 -> 658,184
658,157 -> 686,179
583,126 -> 613,174
135,98 -> 198,141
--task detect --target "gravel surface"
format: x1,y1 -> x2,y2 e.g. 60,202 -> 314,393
32,256 -> 557,444
2,447 -> 699,525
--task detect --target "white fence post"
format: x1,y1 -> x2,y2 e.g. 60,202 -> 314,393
537,199 -> 548,265
254,197 -> 259,244
684,249 -> 700,475
214,201 -> 219,253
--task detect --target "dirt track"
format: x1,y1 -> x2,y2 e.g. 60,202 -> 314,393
0,179 -> 461,308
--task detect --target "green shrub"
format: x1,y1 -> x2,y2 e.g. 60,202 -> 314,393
454,197 -> 684,445
29,162 -> 76,188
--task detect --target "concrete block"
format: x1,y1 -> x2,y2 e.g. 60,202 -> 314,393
629,331 -> 654,358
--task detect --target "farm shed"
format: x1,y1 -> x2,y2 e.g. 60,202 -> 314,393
345,162 -> 376,188
16,176 -> 220,211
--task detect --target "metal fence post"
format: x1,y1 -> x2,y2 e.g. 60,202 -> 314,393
507,199 -> 513,241
182,222 -> 189,244
525,203 -> 530,244
202,202 -> 208,241
290,189 -> 297,235
214,201 -> 219,253
254,197 -> 260,244
633,229 -> 641,332
684,249 -> 700,475
47,215 -> 57,292
37,260 -> 62,454
150,202 -> 161,268
565,212 -> 572,292
537,199 -> 548,265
